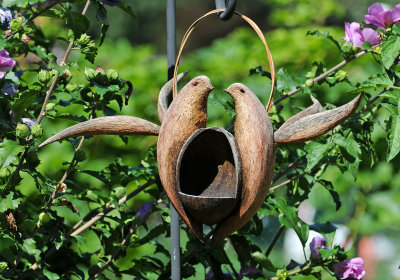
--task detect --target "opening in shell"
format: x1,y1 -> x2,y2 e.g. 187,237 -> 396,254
176,127 -> 241,225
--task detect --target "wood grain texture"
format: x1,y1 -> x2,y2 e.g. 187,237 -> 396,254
274,93 -> 363,145
278,95 -> 323,131
212,83 -> 275,243
157,76 -> 213,242
39,116 -> 160,148
157,71 -> 189,123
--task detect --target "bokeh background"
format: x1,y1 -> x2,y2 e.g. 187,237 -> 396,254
28,0 -> 400,279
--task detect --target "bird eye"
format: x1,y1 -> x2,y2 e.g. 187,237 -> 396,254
240,88 -> 245,93
192,81 -> 199,86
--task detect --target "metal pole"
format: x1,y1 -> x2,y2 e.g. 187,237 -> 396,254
166,0 -> 181,279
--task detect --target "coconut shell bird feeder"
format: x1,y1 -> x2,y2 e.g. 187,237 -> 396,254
39,9 -> 363,245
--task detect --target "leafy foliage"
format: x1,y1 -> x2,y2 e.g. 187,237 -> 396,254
0,1 -> 400,280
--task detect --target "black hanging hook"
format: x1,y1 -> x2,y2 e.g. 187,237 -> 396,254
215,0 -> 237,21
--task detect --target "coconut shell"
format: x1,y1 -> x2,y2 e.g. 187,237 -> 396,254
157,76 -> 213,241
212,83 -> 275,243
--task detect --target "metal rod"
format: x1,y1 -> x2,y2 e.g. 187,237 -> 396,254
166,0 -> 181,279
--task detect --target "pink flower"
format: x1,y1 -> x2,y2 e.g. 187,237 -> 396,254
96,66 -> 102,71
364,3 -> 400,30
310,236 -> 328,260
333,257 -> 366,279
23,36 -> 29,43
342,22 -> 381,48
0,50 -> 16,79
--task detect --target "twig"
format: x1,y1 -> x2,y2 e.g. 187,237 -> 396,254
91,219 -> 147,279
265,226 -> 285,257
269,173 -> 305,192
272,159 -> 300,184
273,51 -> 367,105
27,180 -> 154,272
270,263 -> 311,280
69,180 -> 153,237
8,0 -> 92,185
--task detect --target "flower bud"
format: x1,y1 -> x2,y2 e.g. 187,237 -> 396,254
16,123 -> 30,139
0,262 -> 7,272
335,70 -> 347,82
75,150 -> 86,162
0,168 -> 10,179
107,69 -> 119,81
31,124 -> 43,138
38,212 -> 51,224
305,79 -> 314,87
45,103 -> 55,112
84,68 -> 97,80
9,17 -> 22,31
38,70 -> 50,83
310,236 -> 328,260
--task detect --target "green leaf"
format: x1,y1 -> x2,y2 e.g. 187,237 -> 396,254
43,268 -> 60,280
307,30 -> 341,52
2,0 -> 27,8
305,141 -> 334,170
22,238 -> 41,261
276,68 -> 299,92
332,134 -> 361,179
0,192 -> 22,212
0,139 -> 24,169
381,35 -> 400,69
251,251 -> 277,272
309,222 -> 337,234
387,99 -> 400,161
268,197 -> 309,246
11,90 -> 38,120
64,11 -> 90,37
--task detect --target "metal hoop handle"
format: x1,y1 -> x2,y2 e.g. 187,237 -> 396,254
172,9 -> 276,113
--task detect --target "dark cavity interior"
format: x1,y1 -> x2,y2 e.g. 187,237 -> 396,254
179,129 -> 236,198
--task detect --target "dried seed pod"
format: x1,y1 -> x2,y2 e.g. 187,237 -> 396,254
274,93 -> 363,145
277,95 -> 323,132
158,71 -> 190,123
157,76 -> 214,241
212,83 -> 275,243
176,127 -> 241,226
39,116 -> 160,148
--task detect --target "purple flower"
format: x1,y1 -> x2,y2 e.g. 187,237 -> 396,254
21,118 -> 36,128
240,266 -> 263,278
333,257 -> 366,280
100,0 -> 120,6
310,236 -> 328,260
0,50 -> 16,79
136,202 -> 152,221
1,83 -> 17,95
0,8 -> 13,28
365,3 -> 400,30
343,22 -> 381,48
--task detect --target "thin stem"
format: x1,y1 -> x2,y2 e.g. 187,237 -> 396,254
272,159 -> 299,184
91,219 -> 146,279
27,0 -> 63,23
270,263 -> 311,280
8,0 -> 92,186
273,51 -> 367,105
270,173 -> 305,192
69,180 -> 153,237
265,226 -> 285,257
27,181 -> 154,272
